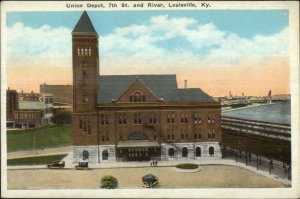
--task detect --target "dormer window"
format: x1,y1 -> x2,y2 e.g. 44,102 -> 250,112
129,92 -> 146,102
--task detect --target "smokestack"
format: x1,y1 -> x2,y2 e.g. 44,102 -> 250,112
184,80 -> 187,89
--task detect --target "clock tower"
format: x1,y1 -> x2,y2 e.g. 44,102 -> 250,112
72,11 -> 99,113
72,11 -> 99,149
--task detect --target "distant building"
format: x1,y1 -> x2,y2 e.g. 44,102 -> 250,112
71,12 -> 222,163
40,83 -> 73,105
6,89 -> 54,129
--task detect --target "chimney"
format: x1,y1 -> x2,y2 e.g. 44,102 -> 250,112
184,80 -> 187,89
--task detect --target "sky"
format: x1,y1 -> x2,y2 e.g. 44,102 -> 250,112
6,10 -> 290,96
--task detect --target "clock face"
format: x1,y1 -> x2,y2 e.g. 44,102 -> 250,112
83,97 -> 88,104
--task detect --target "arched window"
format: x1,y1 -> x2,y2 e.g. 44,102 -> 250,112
77,47 -> 80,56
102,150 -> 108,160
85,47 -> 88,55
82,150 -> 89,160
81,48 -> 84,55
182,147 -> 188,157
168,148 -> 175,157
209,147 -> 214,156
88,47 -> 92,56
196,147 -> 201,157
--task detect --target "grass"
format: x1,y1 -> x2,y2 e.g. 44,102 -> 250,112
7,124 -> 72,152
7,154 -> 68,166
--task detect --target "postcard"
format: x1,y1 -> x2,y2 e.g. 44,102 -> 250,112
1,1 -> 299,198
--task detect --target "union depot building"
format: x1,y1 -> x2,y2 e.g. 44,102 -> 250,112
72,12 -> 222,163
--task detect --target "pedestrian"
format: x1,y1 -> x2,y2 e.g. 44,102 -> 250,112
156,160 -> 158,167
150,160 -> 152,167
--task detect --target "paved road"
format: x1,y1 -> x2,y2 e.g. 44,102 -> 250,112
7,146 -> 73,159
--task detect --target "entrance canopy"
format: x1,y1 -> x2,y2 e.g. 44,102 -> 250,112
117,141 -> 160,148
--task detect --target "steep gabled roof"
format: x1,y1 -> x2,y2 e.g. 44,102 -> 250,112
98,74 -> 215,103
72,11 -> 97,35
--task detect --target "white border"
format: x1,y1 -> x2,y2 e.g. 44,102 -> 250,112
1,1 -> 299,198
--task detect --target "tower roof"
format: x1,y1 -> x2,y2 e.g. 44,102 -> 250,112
72,11 -> 98,35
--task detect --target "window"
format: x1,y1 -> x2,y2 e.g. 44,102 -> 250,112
81,48 -> 84,55
208,129 -> 211,139
212,129 -> 215,139
82,150 -> 89,160
102,150 -> 108,160
106,131 -> 109,141
194,113 -> 202,124
181,113 -> 188,123
171,113 -> 175,123
118,113 -> 126,124
167,129 -> 171,140
130,92 -> 146,102
83,120 -> 87,132
212,113 -> 216,123
134,112 -> 141,124
171,130 -> 175,140
100,114 -> 109,125
182,147 -> 188,157
194,129 -> 201,140
87,121 -> 91,135
77,47 -> 80,56
168,148 -> 175,157
168,113 -> 175,123
181,129 -> 184,139
88,47 -> 92,56
208,113 -> 211,123
209,147 -> 214,156
196,147 -> 201,157
149,113 -> 156,124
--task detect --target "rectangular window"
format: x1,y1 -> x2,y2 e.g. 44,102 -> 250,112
149,113 -> 156,124
181,129 -> 184,139
181,113 -> 184,123
208,113 -> 211,123
87,121 -> 91,135
83,120 -> 87,132
208,129 -> 211,139
134,112 -> 141,124
171,113 -> 175,123
171,130 -> 175,140
185,113 -> 188,123
106,114 -> 109,125
167,113 -> 171,123
119,113 -> 126,124
129,96 -> 133,102
102,132 -> 105,142
212,113 -> 216,123
212,129 -> 215,139
101,114 -> 105,125
185,129 -> 188,139
106,131 -> 109,141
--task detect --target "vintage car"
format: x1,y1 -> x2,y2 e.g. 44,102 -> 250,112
47,161 -> 65,169
142,174 -> 159,188
75,162 -> 89,170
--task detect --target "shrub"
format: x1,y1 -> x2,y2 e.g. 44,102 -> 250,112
176,163 -> 199,170
100,175 -> 118,189
142,174 -> 159,188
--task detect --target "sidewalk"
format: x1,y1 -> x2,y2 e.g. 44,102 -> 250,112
7,155 -> 291,186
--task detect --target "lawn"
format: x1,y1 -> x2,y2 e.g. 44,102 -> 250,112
7,124 -> 72,152
7,154 -> 68,166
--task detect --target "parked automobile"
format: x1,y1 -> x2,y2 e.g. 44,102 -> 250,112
47,161 -> 65,169
75,162 -> 89,170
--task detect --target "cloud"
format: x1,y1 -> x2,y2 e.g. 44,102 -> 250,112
6,22 -> 72,68
6,15 -> 289,74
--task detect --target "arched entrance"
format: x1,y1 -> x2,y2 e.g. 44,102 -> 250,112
209,147 -> 214,156
196,147 -> 201,157
168,148 -> 175,157
182,147 -> 188,157
102,150 -> 108,160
